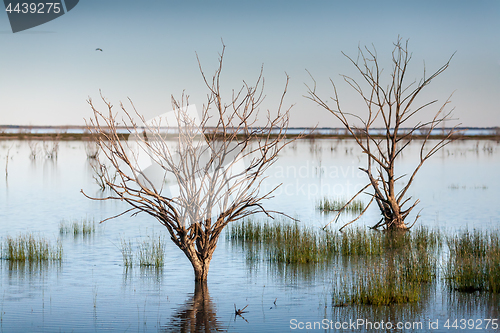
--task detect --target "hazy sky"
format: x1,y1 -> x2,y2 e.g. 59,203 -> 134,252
0,0 -> 498,127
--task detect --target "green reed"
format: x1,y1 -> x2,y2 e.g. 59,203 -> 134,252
120,235 -> 165,267
333,263 -> 421,306
120,239 -> 134,267
445,229 -> 500,293
316,197 -> 365,214
332,230 -> 439,305
228,220 -> 441,264
138,236 -> 165,267
2,234 -> 63,262
228,219 -> 340,263
59,218 -> 96,236
229,219 -> 442,305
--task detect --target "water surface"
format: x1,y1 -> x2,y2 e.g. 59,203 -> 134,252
0,139 -> 499,332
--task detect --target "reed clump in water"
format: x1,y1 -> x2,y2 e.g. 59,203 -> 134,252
2,234 -> 63,262
229,219 -> 442,305
445,229 -> 500,293
121,239 -> 134,267
228,219 -> 340,263
59,218 -> 96,236
332,228 -> 440,306
138,236 -> 165,267
316,197 -> 364,214
120,235 -> 165,268
228,219 -> 441,265
333,264 -> 421,306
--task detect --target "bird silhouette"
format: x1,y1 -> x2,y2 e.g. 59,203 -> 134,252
96,48 -> 103,52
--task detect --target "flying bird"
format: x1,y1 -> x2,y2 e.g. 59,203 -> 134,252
96,48 -> 103,52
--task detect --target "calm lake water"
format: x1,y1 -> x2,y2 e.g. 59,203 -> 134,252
0,138 -> 499,332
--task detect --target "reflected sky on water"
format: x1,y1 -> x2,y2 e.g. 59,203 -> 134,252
0,139 -> 499,332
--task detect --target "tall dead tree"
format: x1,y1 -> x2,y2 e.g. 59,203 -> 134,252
83,45 -> 293,281
307,38 -> 460,231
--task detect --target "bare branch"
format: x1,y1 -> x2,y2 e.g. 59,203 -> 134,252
83,46 -> 297,281
307,38 -> 458,230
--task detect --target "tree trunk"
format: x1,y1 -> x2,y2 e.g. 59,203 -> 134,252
385,185 -> 408,230
192,258 -> 211,282
387,215 -> 408,230
182,242 -> 214,282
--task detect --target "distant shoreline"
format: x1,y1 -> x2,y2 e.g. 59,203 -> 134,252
0,125 -> 499,141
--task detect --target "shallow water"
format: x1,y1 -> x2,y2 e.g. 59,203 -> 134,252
0,139 -> 499,332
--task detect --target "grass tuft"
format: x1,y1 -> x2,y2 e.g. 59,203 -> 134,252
229,219 -> 443,305
120,235 -> 165,268
228,219 -> 340,263
138,236 -> 165,267
316,197 -> 365,214
59,218 -> 96,237
2,234 -> 63,262
120,239 -> 134,267
333,264 -> 421,306
229,220 -> 441,262
445,229 -> 500,293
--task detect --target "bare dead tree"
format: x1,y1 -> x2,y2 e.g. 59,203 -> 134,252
28,140 -> 39,159
5,145 -> 13,178
307,38 -> 460,231
83,45 -> 294,281
84,140 -> 99,159
43,139 -> 60,159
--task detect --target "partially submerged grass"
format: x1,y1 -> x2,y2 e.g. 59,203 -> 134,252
120,235 -> 165,268
445,229 -> 500,293
2,234 -> 62,262
333,263 -> 421,306
231,221 -> 500,304
316,197 -> 364,214
332,230 -> 439,306
228,219 -> 339,263
59,218 -> 96,236
120,239 -> 134,267
138,236 -> 165,267
229,219 -> 441,262
339,228 -> 384,256
229,219 -> 442,305
399,247 -> 438,283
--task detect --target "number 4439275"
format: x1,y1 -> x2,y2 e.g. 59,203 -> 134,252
444,319 -> 498,330
5,3 -> 61,14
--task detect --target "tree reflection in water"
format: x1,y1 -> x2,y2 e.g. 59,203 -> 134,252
162,282 -> 225,332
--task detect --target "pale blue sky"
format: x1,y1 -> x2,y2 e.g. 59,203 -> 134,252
0,0 -> 498,127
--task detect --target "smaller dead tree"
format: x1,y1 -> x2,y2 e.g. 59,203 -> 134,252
83,45 -> 294,281
84,140 -> 99,159
307,38 -> 460,231
43,139 -> 60,159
